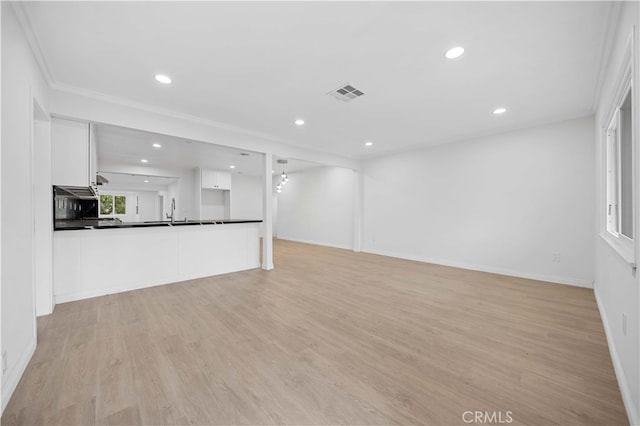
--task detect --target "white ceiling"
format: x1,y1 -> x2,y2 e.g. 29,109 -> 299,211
23,1 -> 610,159
98,172 -> 179,193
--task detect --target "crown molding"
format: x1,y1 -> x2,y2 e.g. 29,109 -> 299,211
362,111 -> 595,162
591,1 -> 623,112
10,1 -> 55,86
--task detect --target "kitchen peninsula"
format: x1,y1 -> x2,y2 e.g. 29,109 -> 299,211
50,118 -> 265,304
53,220 -> 262,303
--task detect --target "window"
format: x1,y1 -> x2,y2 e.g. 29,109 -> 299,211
100,194 -> 113,215
114,195 -> 126,215
604,81 -> 634,264
99,194 -> 127,217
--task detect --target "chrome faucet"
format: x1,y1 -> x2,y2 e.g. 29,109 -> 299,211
166,197 -> 176,224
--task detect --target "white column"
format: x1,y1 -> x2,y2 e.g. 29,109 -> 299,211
353,168 -> 362,252
262,152 -> 274,270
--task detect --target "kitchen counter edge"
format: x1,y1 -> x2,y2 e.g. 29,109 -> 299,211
54,219 -> 263,231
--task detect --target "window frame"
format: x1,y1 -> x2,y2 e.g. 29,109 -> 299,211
99,193 -> 128,219
601,31 -> 636,268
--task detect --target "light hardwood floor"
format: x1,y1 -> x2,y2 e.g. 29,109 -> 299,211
2,239 -> 628,425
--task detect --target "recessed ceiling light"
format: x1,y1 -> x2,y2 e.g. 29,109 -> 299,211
155,74 -> 172,84
144,179 -> 149,183
365,141 -> 373,147
141,159 -> 148,163
294,119 -> 305,126
229,165 -> 236,169
445,46 -> 465,59
152,143 -> 162,148
272,170 -> 275,173
493,107 -> 507,115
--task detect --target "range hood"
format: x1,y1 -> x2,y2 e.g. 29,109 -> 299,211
96,174 -> 109,185
53,185 -> 97,199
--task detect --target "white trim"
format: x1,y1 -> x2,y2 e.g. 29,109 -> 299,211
600,28 -> 636,270
1,336 -> 36,414
600,233 -> 637,269
28,90 -> 37,332
594,283 -> 639,426
361,113 -> 596,162
362,248 -> 593,288
277,236 -> 353,251
10,2 -> 54,86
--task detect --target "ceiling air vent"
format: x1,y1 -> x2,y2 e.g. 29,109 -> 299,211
328,83 -> 365,102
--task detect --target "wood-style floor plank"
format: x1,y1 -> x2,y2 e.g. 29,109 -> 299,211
1,239 -> 628,425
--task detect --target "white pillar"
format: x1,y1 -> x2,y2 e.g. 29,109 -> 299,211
353,168 -> 362,252
262,152 -> 274,270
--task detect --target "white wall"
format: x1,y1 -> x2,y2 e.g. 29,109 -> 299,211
230,174 -> 262,220
137,190 -> 160,222
363,116 -> 595,287
277,166 -> 355,250
201,189 -> 226,219
593,2 -> 639,425
1,3 -> 50,413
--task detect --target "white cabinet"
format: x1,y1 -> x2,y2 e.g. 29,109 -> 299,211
53,224 -> 260,303
52,118 -> 90,187
196,168 -> 232,219
201,169 -> 231,190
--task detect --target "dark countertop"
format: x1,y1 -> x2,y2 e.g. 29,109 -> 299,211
54,219 -> 262,231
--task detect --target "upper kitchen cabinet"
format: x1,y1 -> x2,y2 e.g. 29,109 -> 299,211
52,118 -> 92,187
201,169 -> 231,190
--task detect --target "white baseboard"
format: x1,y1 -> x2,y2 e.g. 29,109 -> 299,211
594,284 -> 639,426
277,236 -> 353,251
362,248 -> 593,288
1,335 -> 37,414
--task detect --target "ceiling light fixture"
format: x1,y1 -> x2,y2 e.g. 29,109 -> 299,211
294,119 -> 305,126
445,46 -> 465,59
152,143 -> 162,148
493,107 -> 507,115
140,159 -> 148,163
276,159 -> 289,193
144,179 -> 149,183
365,141 -> 373,147
155,74 -> 172,84
230,165 -> 236,169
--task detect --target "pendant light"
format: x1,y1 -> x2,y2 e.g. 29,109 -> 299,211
276,159 -> 289,193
